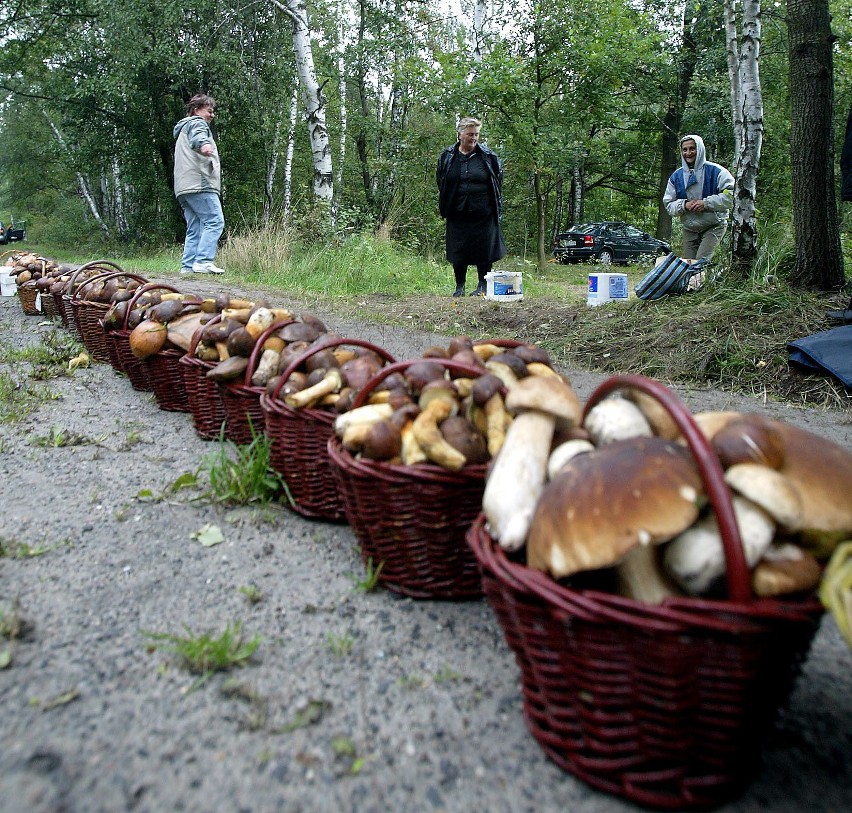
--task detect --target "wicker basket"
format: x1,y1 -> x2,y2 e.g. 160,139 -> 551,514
40,284 -> 58,319
179,316 -> 227,439
261,338 -> 396,521
73,269 -> 147,364
18,281 -> 42,315
466,374 -> 824,810
326,357 -> 500,599
217,319 -> 295,445
62,261 -> 124,340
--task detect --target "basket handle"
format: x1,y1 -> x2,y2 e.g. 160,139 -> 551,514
271,338 -> 396,401
237,319 -> 298,387
64,260 -> 127,295
121,282 -> 191,331
71,270 -> 149,303
351,357 -> 502,410
584,374 -> 751,603
188,313 -> 221,355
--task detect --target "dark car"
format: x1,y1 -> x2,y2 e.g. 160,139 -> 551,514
0,221 -> 7,245
553,221 -> 670,265
7,220 -> 27,241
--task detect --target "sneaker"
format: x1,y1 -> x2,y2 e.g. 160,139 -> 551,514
180,267 -> 193,275
452,285 -> 465,297
469,283 -> 486,297
191,261 -> 225,275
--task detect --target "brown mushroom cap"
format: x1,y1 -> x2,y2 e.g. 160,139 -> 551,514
711,414 -> 785,469
527,436 -> 704,578
440,415 -> 489,464
504,375 -> 581,426
717,421 -> 852,550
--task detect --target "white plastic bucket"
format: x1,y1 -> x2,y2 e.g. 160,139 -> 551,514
0,270 -> 16,297
587,272 -> 628,307
485,271 -> 523,302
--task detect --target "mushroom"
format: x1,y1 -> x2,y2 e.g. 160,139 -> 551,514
412,392 -> 466,471
752,543 -> 822,598
583,396 -> 653,445
333,403 -> 394,437
721,420 -> 852,557
526,436 -> 703,603
471,373 -> 510,457
546,438 -> 595,481
483,375 -> 581,551
285,368 -> 343,408
662,495 -> 775,596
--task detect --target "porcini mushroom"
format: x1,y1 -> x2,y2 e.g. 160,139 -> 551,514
662,494 -> 775,596
483,375 -> 581,551
285,368 -> 343,408
583,396 -> 652,446
526,436 -> 703,603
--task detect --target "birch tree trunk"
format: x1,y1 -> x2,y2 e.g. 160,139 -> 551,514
111,157 -> 129,239
283,78 -> 300,223
728,0 -> 764,274
264,115 -> 282,225
332,5 -> 348,225
787,0 -> 844,289
270,0 -> 334,206
44,114 -> 111,238
724,1 -> 743,159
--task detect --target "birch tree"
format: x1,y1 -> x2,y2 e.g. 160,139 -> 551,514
269,0 -> 334,206
725,0 -> 763,274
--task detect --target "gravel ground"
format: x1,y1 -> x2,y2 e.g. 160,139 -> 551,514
0,283 -> 850,813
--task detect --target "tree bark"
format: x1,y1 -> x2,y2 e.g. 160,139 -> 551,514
728,0 -> 764,276
655,3 -> 699,241
786,0 -> 844,289
270,0 -> 334,206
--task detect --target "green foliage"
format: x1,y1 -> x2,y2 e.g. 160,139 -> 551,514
349,558 -> 384,594
0,372 -> 58,424
201,423 -> 283,505
326,631 -> 355,658
144,622 -> 261,677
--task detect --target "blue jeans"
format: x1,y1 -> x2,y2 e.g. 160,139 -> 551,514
178,192 -> 224,268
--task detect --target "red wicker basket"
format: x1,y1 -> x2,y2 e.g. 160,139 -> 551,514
261,338 -> 396,521
179,316 -> 227,439
326,357 -> 501,599
217,319 -> 295,445
73,269 -> 148,364
466,374 -> 824,810
40,283 -> 58,318
61,261 -> 124,339
18,281 -> 42,315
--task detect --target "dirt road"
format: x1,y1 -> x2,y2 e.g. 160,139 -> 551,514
1,285 -> 850,813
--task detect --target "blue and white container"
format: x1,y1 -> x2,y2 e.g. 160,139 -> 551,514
587,272 -> 628,307
485,271 -> 524,302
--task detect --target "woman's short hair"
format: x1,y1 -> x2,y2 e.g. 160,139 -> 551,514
457,116 -> 482,133
187,93 -> 216,115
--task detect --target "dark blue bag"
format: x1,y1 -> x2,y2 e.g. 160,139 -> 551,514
635,253 -> 709,300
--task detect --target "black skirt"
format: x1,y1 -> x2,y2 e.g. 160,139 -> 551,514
445,208 -> 507,266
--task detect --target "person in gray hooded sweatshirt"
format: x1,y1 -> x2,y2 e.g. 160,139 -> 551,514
663,134 -> 734,260
173,93 -> 225,274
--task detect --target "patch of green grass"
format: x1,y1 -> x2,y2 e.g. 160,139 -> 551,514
326,631 -> 355,658
201,423 -> 284,505
0,331 -> 85,380
144,622 -> 261,683
0,538 -> 51,558
31,425 -> 104,448
238,584 -> 263,604
0,372 -> 59,423
349,557 -> 384,593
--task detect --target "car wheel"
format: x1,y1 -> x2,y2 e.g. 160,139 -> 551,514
598,249 -> 613,265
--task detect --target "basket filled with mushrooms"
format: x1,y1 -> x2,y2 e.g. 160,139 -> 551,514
466,373 -> 845,810
260,337 -> 396,522
326,339 -> 567,599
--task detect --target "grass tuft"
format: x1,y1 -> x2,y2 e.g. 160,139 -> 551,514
144,622 -> 261,678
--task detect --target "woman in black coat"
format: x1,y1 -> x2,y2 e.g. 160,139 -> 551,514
436,117 -> 507,297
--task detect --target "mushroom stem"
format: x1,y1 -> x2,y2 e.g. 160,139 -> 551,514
483,410 -> 555,551
616,546 -> 679,604
413,400 -> 466,470
285,369 -> 342,408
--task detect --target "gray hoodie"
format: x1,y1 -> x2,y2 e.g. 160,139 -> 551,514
662,134 -> 734,232
173,116 -> 221,198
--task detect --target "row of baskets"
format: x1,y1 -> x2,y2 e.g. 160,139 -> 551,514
7,256 -> 829,811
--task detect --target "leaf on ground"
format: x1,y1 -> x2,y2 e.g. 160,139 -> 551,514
41,687 -> 80,710
168,471 -> 199,493
0,648 -> 11,669
193,523 -> 225,547
136,488 -> 157,502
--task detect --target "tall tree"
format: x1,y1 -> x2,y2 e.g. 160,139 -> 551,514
726,0 -> 764,275
786,0 -> 844,288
